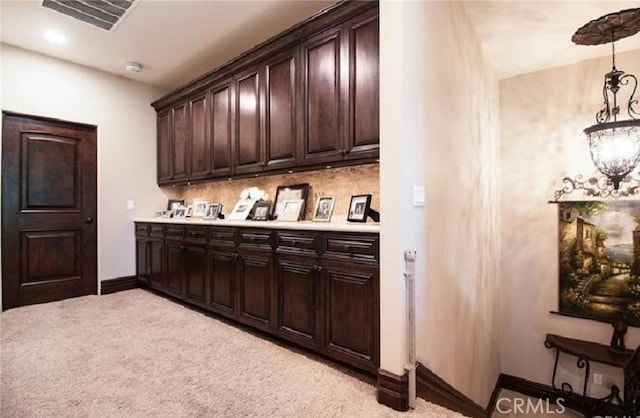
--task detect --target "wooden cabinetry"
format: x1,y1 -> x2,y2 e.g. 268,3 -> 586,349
152,2 -> 379,186
134,221 -> 379,374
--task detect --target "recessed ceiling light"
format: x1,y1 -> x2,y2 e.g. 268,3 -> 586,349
43,29 -> 66,45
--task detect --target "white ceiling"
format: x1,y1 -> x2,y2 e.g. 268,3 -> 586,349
1,1 -> 639,91
462,1 -> 640,80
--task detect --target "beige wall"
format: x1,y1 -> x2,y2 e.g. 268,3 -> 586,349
177,164 -> 379,222
0,44 -> 168,294
500,49 -> 640,395
380,1 -> 501,406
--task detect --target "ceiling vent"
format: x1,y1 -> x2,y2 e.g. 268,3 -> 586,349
41,0 -> 137,31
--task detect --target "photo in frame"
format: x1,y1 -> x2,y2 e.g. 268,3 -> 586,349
173,207 -> 187,218
252,201 -> 272,221
313,196 -> 335,222
277,199 -> 305,222
228,199 -> 256,221
347,194 -> 372,222
192,200 -> 209,217
167,199 -> 184,211
204,203 -> 223,220
272,183 -> 309,220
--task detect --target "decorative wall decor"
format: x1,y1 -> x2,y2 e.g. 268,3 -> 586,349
557,200 -> 640,326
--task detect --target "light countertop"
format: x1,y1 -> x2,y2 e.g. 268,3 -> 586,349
133,217 -> 380,233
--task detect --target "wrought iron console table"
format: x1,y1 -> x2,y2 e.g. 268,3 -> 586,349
544,333 -> 640,415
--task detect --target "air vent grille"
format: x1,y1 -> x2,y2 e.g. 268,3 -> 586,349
42,0 -> 136,31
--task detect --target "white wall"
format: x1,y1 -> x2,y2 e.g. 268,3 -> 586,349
0,44 -> 169,297
500,49 -> 640,395
380,1 -> 501,406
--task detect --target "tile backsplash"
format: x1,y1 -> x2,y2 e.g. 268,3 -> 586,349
167,163 -> 379,222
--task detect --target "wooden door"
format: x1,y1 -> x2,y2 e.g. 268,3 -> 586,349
148,239 -> 165,289
236,249 -> 273,332
264,49 -> 298,171
157,110 -> 172,184
184,244 -> 206,306
275,255 -> 321,350
301,27 -> 345,164
346,11 -> 379,160
208,247 -> 236,318
2,112 -> 97,310
165,240 -> 185,297
210,81 -> 233,177
136,236 -> 150,284
234,68 -> 263,174
321,260 -> 379,373
188,93 -> 210,180
172,102 -> 188,182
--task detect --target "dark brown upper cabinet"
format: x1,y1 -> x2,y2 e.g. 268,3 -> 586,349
210,80 -> 234,177
345,10 -> 379,160
301,26 -> 345,165
152,2 -> 379,186
234,67 -> 263,175
188,92 -> 210,180
263,49 -> 298,171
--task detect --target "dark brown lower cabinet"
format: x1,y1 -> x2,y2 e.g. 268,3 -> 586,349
134,221 -> 379,375
275,254 -> 321,350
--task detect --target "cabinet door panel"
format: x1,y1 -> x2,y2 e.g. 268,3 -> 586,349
172,103 -> 188,181
265,52 -> 296,170
185,245 -> 206,305
209,249 -> 235,318
149,240 -> 165,288
135,238 -> 149,284
157,111 -> 172,183
166,242 -> 185,296
276,257 -> 320,349
237,251 -> 272,331
235,71 -> 262,174
190,94 -> 209,178
302,29 -> 343,163
348,13 -> 379,158
211,83 -> 233,176
323,263 -> 378,373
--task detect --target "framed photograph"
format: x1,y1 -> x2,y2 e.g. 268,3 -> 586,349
192,200 -> 208,217
272,183 -> 309,220
252,201 -> 272,221
277,199 -> 305,222
167,199 -> 184,211
203,202 -> 222,220
228,199 -> 256,221
347,194 -> 372,223
186,205 -> 193,217
313,196 -> 335,222
173,207 -> 187,218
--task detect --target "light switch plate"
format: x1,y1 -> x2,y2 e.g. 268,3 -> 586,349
126,200 -> 135,211
412,185 -> 425,207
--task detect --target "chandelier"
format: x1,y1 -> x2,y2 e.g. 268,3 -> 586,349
572,8 -> 640,191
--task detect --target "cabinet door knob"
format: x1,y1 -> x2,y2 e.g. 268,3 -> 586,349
86,217 -> 94,224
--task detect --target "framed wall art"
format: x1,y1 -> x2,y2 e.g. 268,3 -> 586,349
192,199 -> 209,217
277,199 -> 305,222
167,199 -> 184,211
204,203 -> 222,220
228,199 -> 255,221
252,201 -> 272,221
556,200 -> 640,326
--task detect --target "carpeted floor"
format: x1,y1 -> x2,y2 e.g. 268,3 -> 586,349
1,289 -> 464,417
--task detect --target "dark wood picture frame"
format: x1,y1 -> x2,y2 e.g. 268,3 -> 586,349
272,183 -> 309,219
348,194 -> 372,222
167,199 -> 184,211
252,201 -> 272,221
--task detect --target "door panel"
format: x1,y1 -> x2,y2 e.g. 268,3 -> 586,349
189,94 -> 209,179
157,110 -> 172,183
211,82 -> 233,176
172,103 -> 188,181
208,249 -> 235,317
2,112 -> 97,310
235,70 -> 262,174
185,245 -> 206,305
165,241 -> 185,296
237,250 -> 272,331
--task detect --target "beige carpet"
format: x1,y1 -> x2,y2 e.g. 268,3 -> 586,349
1,289 -> 464,417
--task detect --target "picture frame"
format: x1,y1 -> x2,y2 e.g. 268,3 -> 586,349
192,199 -> 208,217
228,199 -> 256,221
347,194 -> 372,222
313,196 -> 335,222
203,202 -> 223,220
272,183 -> 309,220
186,205 -> 193,218
252,201 -> 272,221
167,199 -> 184,211
277,199 -> 305,222
173,207 -> 187,218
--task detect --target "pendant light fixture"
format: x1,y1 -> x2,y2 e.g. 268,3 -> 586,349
573,8 -> 640,191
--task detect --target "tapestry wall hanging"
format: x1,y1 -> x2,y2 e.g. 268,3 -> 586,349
558,200 -> 640,326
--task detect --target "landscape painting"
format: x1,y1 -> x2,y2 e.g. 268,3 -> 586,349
558,201 -> 640,326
